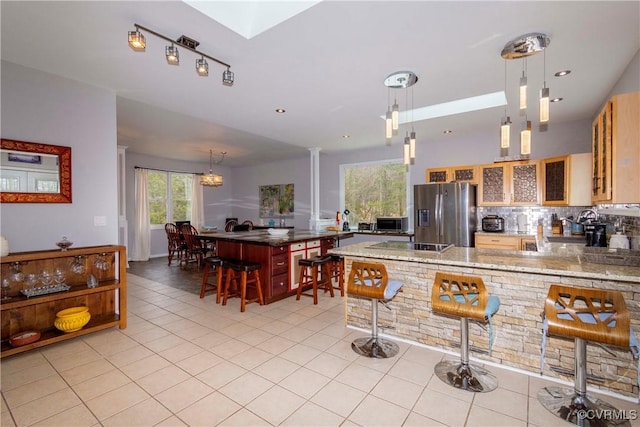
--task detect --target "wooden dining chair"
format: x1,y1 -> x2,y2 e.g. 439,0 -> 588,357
164,223 -> 186,266
179,224 -> 208,271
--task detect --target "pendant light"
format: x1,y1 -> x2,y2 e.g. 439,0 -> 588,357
383,71 -> 418,164
165,44 -> 179,65
539,49 -> 550,123
519,58 -> 527,110
200,150 -> 225,187
520,118 -> 532,155
500,60 -> 511,156
500,32 -> 550,158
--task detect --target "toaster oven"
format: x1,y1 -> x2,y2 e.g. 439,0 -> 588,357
481,215 -> 505,232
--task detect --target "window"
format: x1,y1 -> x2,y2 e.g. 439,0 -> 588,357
148,171 -> 193,226
341,160 -> 409,226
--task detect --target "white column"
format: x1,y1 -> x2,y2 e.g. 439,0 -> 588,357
308,147 -> 321,230
117,145 -> 129,267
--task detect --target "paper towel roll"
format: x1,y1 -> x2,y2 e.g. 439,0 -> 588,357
0,236 -> 9,257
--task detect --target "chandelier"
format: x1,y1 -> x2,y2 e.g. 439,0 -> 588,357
384,71 -> 418,168
500,32 -> 550,157
200,150 -> 226,187
128,23 -> 234,86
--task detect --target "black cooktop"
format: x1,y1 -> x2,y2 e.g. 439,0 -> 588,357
368,241 -> 454,253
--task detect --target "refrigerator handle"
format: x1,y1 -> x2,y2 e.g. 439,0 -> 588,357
435,193 -> 441,240
438,193 -> 444,239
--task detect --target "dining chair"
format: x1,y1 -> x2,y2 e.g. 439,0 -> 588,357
179,224 -> 208,271
164,223 -> 186,266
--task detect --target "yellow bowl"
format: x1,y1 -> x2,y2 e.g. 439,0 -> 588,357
54,306 -> 91,333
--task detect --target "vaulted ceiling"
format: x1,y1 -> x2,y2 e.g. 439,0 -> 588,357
2,1 -> 638,166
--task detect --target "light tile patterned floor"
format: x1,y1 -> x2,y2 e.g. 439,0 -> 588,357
1,272 -> 639,426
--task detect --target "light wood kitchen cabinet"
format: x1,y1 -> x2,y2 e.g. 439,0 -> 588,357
426,165 -> 478,184
475,234 -> 537,251
591,91 -> 640,204
0,245 -> 127,358
478,161 -> 540,206
541,153 -> 592,206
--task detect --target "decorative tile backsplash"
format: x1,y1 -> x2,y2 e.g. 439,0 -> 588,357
477,203 -> 640,249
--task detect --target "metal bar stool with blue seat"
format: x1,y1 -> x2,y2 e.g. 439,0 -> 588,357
538,284 -> 638,427
296,255 -> 333,305
200,256 -> 224,303
347,261 -> 403,358
431,272 -> 501,393
222,259 -> 264,312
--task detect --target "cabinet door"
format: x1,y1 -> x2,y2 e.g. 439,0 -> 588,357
520,237 -> 538,251
542,157 -> 568,205
592,102 -> 612,202
511,162 -> 540,205
450,165 -> 478,184
426,167 -> 449,183
478,164 -> 508,205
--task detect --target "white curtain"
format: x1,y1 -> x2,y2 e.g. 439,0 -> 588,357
132,168 -> 150,261
190,175 -> 204,231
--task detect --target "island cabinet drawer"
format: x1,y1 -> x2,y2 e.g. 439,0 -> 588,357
272,253 -> 289,275
290,242 -> 306,252
475,234 -> 519,250
271,245 -> 288,255
270,273 -> 289,297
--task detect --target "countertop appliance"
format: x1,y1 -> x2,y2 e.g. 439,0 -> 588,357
481,215 -> 505,232
585,222 -> 607,247
414,183 -> 476,247
376,217 -> 409,232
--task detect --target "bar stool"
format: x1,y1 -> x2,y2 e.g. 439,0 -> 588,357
222,259 -> 264,312
296,255 -> 333,305
200,256 -> 223,303
328,255 -> 345,297
538,284 -> 636,426
431,272 -> 500,393
347,261 -> 403,358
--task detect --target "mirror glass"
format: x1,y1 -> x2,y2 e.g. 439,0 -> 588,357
0,139 -> 72,203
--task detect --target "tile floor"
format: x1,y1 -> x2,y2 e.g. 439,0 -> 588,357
1,270 -> 638,426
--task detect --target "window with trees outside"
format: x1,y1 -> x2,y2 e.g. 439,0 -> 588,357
148,171 -> 193,227
341,160 -> 409,227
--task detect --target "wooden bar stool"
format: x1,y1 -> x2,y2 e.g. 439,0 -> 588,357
296,255 -> 333,305
347,261 -> 403,358
538,285 -> 634,426
200,256 -> 223,303
328,255 -> 345,297
222,260 -> 264,312
431,272 -> 500,393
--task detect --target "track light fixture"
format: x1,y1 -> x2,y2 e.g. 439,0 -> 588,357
128,23 -> 234,86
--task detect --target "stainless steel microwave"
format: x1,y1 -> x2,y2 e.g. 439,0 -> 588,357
376,217 -> 409,232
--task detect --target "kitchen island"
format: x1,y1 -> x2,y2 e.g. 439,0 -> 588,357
329,241 -> 640,399
211,229 -> 353,303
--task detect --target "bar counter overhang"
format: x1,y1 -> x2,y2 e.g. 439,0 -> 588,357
329,241 -> 640,400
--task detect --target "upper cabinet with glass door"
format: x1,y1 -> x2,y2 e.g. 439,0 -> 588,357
591,91 -> 640,204
425,165 -> 478,184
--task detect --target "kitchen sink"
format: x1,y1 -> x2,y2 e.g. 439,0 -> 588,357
368,241 -> 454,253
545,235 -> 586,244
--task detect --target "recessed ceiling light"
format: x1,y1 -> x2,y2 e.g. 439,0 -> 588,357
555,70 -> 571,77
275,108 -> 286,113
342,134 -> 350,138
550,97 -> 563,103
443,130 -> 452,134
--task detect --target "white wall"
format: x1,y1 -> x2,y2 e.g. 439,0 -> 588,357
1,61 -> 118,252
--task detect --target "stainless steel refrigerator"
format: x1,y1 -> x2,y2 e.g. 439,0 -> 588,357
414,183 -> 477,247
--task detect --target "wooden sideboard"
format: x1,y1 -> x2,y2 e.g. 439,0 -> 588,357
0,245 -> 127,358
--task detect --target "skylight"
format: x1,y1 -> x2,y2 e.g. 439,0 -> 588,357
183,1 -> 321,39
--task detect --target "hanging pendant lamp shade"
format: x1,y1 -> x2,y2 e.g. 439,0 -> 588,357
520,120 -> 532,156
200,150 -> 225,187
501,116 -> 511,149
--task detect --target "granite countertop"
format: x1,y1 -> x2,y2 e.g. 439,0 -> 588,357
329,241 -> 640,283
210,229 -> 354,246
